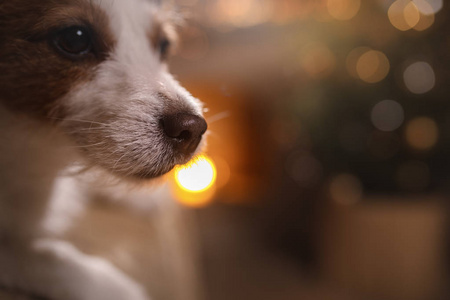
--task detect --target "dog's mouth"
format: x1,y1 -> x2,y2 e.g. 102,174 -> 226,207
127,150 -> 200,180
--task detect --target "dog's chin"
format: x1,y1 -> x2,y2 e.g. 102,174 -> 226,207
129,165 -> 176,180
112,152 -> 195,181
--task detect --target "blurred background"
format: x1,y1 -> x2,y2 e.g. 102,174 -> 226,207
168,0 -> 449,299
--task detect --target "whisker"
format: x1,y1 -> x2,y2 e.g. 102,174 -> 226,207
204,130 -> 222,141
67,119 -> 110,126
49,117 -> 110,127
206,111 -> 231,124
65,142 -> 106,149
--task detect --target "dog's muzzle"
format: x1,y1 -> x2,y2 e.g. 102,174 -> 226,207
160,113 -> 207,155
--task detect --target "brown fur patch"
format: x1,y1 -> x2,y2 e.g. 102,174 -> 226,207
0,0 -> 116,120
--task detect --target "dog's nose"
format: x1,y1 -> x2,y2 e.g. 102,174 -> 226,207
161,113 -> 207,152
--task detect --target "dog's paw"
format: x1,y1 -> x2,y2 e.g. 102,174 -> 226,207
34,239 -> 150,300
0,239 -> 150,300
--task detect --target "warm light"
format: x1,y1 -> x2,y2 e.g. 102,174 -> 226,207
271,1 -> 315,23
413,1 -> 435,31
327,0 -> 361,20
329,173 -> 363,205
346,47 -> 371,78
405,117 -> 439,150
371,100 -> 404,132
388,0 -> 421,31
211,0 -> 273,27
404,1 -> 421,27
356,50 -> 390,83
172,155 -> 217,208
403,61 -> 435,94
217,0 -> 253,19
174,155 -> 217,193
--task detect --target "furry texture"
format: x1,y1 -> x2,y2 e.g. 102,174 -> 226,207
0,0 -> 206,299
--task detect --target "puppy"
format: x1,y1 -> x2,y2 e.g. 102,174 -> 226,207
0,0 -> 206,299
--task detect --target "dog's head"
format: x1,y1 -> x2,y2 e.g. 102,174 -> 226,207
0,0 -> 207,179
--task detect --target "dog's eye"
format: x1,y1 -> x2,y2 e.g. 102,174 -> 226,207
53,26 -> 92,58
159,38 -> 171,61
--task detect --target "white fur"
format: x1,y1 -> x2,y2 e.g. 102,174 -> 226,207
0,0 -> 205,299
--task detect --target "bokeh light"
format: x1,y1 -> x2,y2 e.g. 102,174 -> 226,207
356,50 -> 390,83
175,155 -> 217,192
404,1 -> 421,27
209,0 -> 273,28
388,0 -> 420,31
371,100 -> 404,132
270,1 -> 315,23
412,0 -> 436,30
172,155 -> 217,207
327,0 -> 361,20
413,0 -> 443,14
405,117 -> 439,150
387,0 -> 438,31
403,61 -> 435,94
346,46 -> 371,78
329,173 -> 363,205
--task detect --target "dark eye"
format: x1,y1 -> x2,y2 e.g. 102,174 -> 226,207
159,38 -> 171,61
53,26 -> 92,58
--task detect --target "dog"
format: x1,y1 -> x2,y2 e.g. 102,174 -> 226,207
0,0 -> 207,299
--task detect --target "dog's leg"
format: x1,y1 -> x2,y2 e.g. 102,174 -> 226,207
0,238 -> 150,300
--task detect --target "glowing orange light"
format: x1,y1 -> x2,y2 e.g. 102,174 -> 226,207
210,0 -> 273,28
327,0 -> 361,21
174,155 -> 216,193
346,47 -> 371,78
388,0 -> 421,31
404,1 -> 421,27
356,50 -> 390,83
405,117 -> 439,151
172,155 -> 217,208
